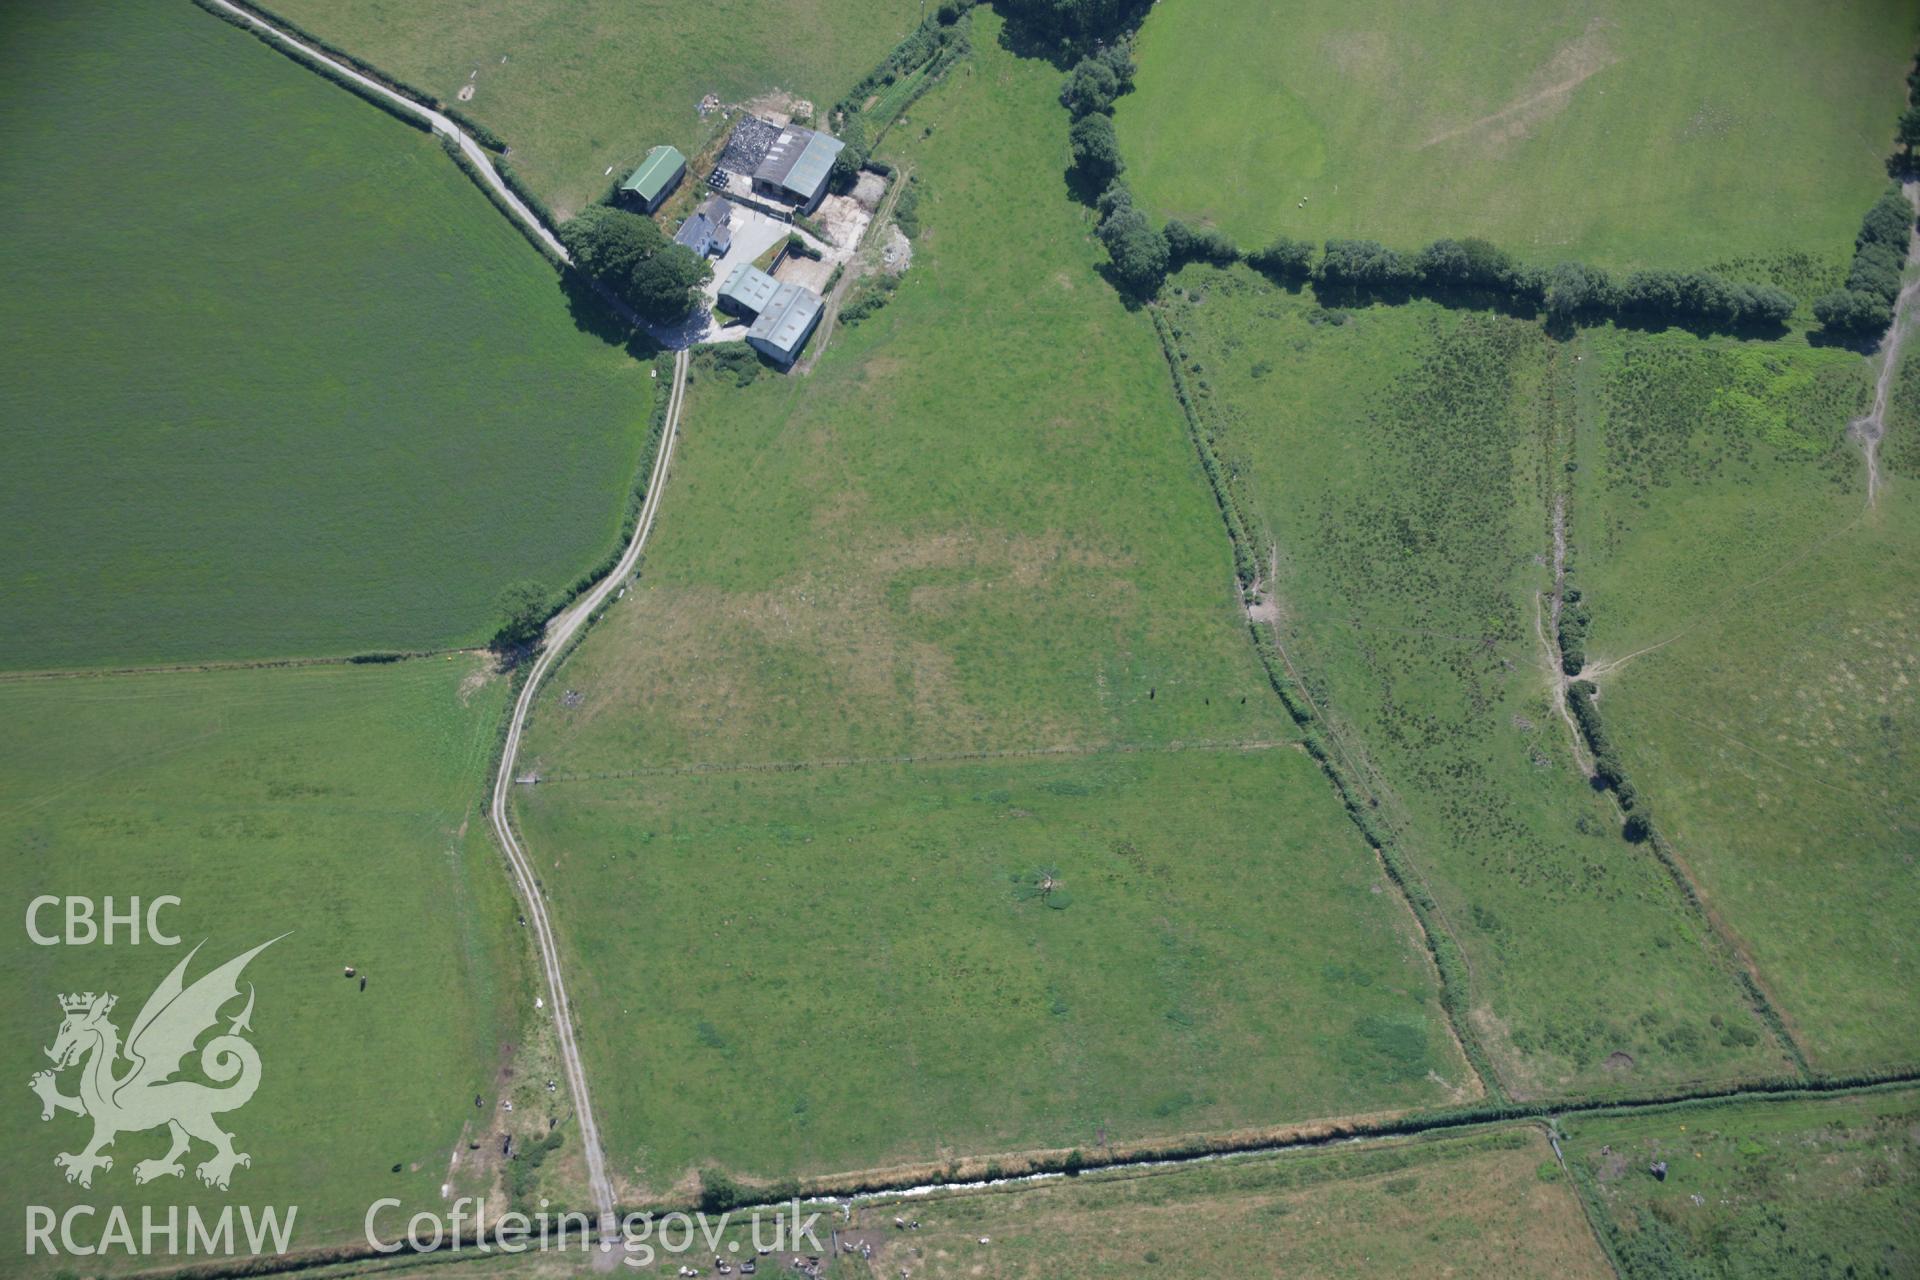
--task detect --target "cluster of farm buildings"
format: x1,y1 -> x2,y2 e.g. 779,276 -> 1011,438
617,114 -> 851,366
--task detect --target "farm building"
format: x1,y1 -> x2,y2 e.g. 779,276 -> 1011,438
620,145 -> 686,213
746,282 -> 824,366
751,125 -> 845,215
718,263 -> 780,317
674,197 -> 734,257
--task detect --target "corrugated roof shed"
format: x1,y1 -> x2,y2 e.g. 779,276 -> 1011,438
621,145 -> 686,202
746,282 -> 823,360
719,263 -> 780,315
784,134 -> 844,201
753,127 -> 845,199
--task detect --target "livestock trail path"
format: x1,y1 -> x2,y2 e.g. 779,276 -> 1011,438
1853,178 -> 1920,506
490,348 -> 689,1235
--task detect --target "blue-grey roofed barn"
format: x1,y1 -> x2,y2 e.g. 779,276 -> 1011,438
751,125 -> 845,215
718,263 -> 781,317
745,282 -> 824,366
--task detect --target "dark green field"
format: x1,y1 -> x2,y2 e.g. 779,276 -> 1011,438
0,0 -> 656,670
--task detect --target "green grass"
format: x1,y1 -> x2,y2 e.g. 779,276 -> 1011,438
0,0 -> 656,671
266,0 -> 924,217
0,658 -> 526,1270
512,13 -> 1472,1193
1117,0 -> 1917,270
1570,328 -> 1917,1072
1162,268 -> 1786,1098
1562,1089 -> 1920,1277
521,749 -> 1474,1190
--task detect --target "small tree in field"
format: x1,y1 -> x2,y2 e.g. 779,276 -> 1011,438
493,581 -> 550,651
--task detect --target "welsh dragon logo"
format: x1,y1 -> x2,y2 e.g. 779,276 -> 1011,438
30,937 -> 282,1190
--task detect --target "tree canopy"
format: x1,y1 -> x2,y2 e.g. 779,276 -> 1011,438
558,204 -> 711,323
1068,112 -> 1124,184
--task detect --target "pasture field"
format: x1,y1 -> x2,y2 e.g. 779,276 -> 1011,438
518,19 -> 1290,775
1569,330 -> 1916,1072
512,12 -> 1469,1194
0,658 -> 528,1269
266,0 -> 923,217
1561,1088 -> 1920,1278
0,0 -> 656,671
519,749 -> 1474,1190
1117,0 -> 1917,271
1160,268 -> 1785,1098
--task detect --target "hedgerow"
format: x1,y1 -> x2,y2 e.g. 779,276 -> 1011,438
1813,184 -> 1915,338
190,0 -> 430,136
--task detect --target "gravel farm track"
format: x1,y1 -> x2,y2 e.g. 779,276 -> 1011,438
489,348 -> 688,1233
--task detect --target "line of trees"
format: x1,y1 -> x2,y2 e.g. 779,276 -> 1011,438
557,204 -> 711,323
1002,0 -> 1152,49
1053,35 -> 1806,331
1812,184 -> 1915,336
1248,233 -> 1799,330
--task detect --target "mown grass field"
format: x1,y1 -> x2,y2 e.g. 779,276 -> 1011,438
1562,1088 -> 1920,1277
0,0 -> 656,671
0,658 -> 526,1270
267,0 -> 922,217
1117,0 -> 1917,270
1570,329 -> 1916,1072
513,12 -> 1472,1195
521,750 -> 1473,1190
1162,269 -> 1786,1098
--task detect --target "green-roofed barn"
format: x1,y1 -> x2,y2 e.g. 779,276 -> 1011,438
620,145 -> 686,213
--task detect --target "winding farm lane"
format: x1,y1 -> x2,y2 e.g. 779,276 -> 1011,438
203,0 -> 705,1228
488,348 -> 689,1232
1853,179 -> 1920,506
205,0 -> 569,261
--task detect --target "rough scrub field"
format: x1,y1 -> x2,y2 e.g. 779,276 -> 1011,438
1161,267 -> 1787,1099
266,0 -> 923,217
510,12 -> 1472,1196
0,659 -> 527,1271
0,0 -> 655,670
1561,1088 -> 1920,1278
1117,0 -> 1917,270
846,1125 -> 1609,1280
1569,328 -> 1916,1073
271,1129 -> 1611,1279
